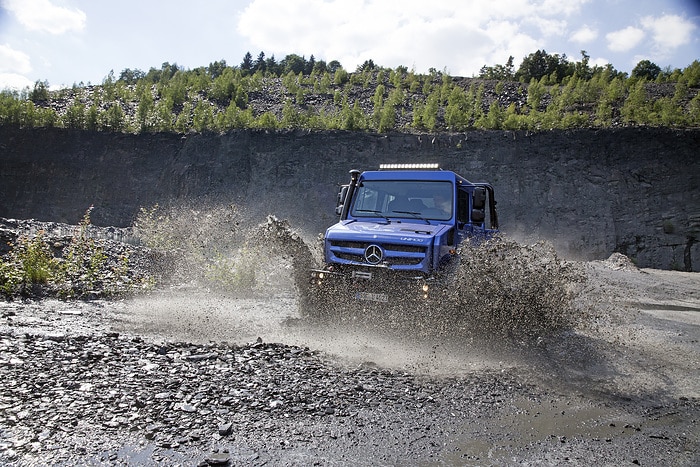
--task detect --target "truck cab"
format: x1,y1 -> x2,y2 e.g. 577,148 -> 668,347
306,164 -> 498,313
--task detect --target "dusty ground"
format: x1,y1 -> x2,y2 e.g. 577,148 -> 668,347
0,256 -> 698,466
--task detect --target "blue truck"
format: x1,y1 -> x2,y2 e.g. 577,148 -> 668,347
303,163 -> 499,318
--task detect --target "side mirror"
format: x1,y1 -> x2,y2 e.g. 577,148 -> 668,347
472,187 -> 486,226
336,185 -> 349,215
473,187 -> 486,210
337,186 -> 348,205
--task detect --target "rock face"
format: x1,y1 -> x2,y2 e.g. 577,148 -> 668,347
0,126 -> 698,270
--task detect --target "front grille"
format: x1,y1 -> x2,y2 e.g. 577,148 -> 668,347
329,240 -> 427,267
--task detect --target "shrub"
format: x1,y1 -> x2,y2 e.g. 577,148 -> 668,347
0,208 -> 148,299
0,231 -> 60,295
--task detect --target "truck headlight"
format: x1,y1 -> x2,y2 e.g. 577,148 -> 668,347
422,284 -> 429,292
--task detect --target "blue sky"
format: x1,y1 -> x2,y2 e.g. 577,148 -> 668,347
0,0 -> 698,90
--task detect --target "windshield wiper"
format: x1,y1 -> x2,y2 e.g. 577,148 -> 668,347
356,209 -> 391,222
390,210 -> 431,224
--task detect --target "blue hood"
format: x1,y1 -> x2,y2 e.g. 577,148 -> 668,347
325,219 -> 449,243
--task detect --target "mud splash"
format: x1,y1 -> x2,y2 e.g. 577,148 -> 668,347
133,204 -> 318,297
445,237 -> 587,339
131,205 -> 586,347
243,217 -> 587,341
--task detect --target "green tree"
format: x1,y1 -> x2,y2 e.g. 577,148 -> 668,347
319,72 -> 332,93
688,92 -> 700,124
255,111 -> 278,129
472,83 -> 486,123
102,70 -> 117,100
573,50 -> 592,80
137,87 -> 155,132
216,100 -> 253,130
207,60 -> 228,79
154,96 -> 174,132
118,68 -> 145,84
621,80 -> 650,124
526,77 -> 546,110
311,59 -> 328,75
254,52 -> 266,73
479,56 -> 515,80
334,68 -> 349,85
516,50 -> 571,83
0,91 -> 21,125
412,101 -> 425,129
370,84 -> 385,129
174,102 -> 192,133
265,55 -> 279,75
654,97 -> 684,126
29,80 -> 50,102
477,102 -> 503,129
281,54 -> 306,75
305,55 -> 316,75
163,71 -> 188,106
420,90 -> 440,131
502,103 -> 528,130
240,52 -> 254,75
62,101 -> 86,129
35,106 -> 58,128
377,101 -> 396,133
327,60 -> 342,73
192,101 -> 214,132
340,100 -> 367,131
631,60 -> 661,81
281,99 -> 301,128
357,59 -> 376,72
681,60 -> 700,86
86,105 -> 99,131
100,103 -> 125,132
594,98 -> 613,127
444,86 -> 469,131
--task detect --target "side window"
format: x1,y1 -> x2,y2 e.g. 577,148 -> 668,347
457,189 -> 469,224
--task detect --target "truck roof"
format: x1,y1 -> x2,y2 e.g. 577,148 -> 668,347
359,169 -> 474,186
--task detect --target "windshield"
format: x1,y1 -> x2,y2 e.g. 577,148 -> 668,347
350,180 -> 453,221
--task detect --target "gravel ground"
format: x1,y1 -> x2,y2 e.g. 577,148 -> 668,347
0,232 -> 698,465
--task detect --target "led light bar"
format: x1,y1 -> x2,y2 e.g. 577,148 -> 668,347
379,163 -> 440,170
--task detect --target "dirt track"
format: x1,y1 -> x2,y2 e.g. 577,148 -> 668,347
1,257 -> 698,466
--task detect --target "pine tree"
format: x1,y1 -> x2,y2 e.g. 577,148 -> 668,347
241,52 -> 254,76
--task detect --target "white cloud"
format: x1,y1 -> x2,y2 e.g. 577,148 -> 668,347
0,73 -> 34,90
527,17 -> 568,37
606,26 -> 644,52
4,0 -> 86,34
0,43 -> 31,73
538,0 -> 590,16
236,0 -> 589,75
589,56 -> 610,67
570,25 -> 598,44
641,14 -> 696,49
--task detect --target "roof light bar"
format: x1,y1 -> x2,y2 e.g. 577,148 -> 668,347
379,163 -> 440,170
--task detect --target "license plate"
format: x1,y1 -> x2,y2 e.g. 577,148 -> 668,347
355,292 -> 388,302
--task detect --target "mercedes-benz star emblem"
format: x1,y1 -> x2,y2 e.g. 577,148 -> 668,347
364,244 -> 383,264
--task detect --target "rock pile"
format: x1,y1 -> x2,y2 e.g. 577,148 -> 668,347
0,320 -> 527,465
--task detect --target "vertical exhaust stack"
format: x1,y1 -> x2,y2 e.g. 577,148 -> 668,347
340,169 -> 361,220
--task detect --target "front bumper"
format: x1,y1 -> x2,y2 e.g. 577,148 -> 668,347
309,265 -> 438,303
